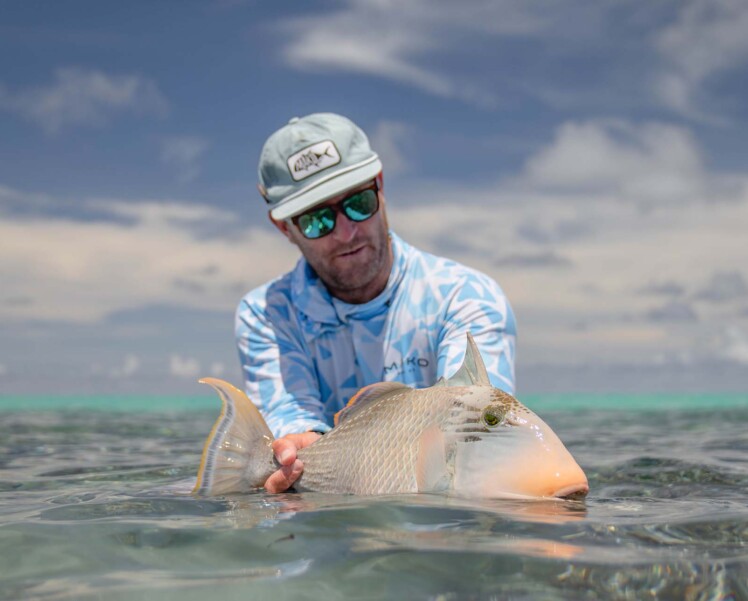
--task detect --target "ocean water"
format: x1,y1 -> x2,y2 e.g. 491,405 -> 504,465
1,393 -> 747,600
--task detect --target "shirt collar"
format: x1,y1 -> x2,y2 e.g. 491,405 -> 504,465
291,231 -> 409,338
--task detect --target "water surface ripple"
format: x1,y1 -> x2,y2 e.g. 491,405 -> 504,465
0,406 -> 746,600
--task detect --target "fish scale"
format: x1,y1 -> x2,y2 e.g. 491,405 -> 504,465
296,388 -> 453,494
193,333 -> 589,500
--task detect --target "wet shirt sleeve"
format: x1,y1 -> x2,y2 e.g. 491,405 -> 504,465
235,294 -> 332,438
436,271 -> 517,393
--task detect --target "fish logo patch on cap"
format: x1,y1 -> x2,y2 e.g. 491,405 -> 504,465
287,140 -> 341,182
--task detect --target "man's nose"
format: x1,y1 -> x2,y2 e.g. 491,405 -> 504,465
331,211 -> 358,242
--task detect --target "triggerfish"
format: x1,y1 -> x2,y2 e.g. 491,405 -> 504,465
194,333 -> 589,500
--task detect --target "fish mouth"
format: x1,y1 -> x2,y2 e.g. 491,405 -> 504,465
553,483 -> 589,500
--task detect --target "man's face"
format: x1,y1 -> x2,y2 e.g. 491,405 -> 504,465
271,179 -> 393,304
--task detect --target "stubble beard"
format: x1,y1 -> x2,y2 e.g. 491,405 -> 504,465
325,233 -> 389,294
306,216 -> 392,302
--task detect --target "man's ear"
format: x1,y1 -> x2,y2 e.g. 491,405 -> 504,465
269,213 -> 294,242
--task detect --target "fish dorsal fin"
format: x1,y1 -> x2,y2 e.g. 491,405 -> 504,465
334,381 -> 410,427
446,332 -> 491,387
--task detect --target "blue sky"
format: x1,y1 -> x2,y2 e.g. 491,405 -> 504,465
1,0 -> 747,395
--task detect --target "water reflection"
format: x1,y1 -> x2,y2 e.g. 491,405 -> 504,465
214,492 -> 588,529
2,408 -> 748,600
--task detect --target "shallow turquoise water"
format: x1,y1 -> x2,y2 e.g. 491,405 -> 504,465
1,395 -> 747,600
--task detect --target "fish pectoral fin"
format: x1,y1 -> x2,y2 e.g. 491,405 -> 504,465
193,378 -> 276,496
446,332 -> 491,387
334,381 -> 410,426
415,425 -> 450,493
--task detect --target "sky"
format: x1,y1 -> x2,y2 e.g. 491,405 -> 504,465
1,0 -> 747,395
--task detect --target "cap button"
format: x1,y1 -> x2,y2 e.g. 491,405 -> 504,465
288,117 -> 300,124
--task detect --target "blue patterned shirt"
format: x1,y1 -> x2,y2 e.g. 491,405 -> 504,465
236,232 -> 517,437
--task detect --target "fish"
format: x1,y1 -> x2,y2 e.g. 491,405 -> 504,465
193,333 -> 589,500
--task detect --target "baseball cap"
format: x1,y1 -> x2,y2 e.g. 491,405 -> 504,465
258,113 -> 382,220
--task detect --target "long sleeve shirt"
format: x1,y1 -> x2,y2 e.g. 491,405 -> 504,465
236,231 -> 517,438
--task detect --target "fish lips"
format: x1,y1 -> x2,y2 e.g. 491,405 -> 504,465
448,425 -> 588,500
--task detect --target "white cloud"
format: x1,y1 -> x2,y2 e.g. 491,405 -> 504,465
170,354 -> 201,378
90,197 -> 233,227
369,121 -> 412,176
0,67 -> 168,133
694,271 -> 748,303
109,354 -> 141,378
160,136 -> 209,183
719,327 -> 748,365
388,118 -> 748,365
518,120 -> 706,203
279,0 -> 552,106
511,119 -> 748,207
655,0 -> 748,119
0,189 -> 300,322
209,362 -> 226,377
276,2 -> 748,117
283,15 -> 453,97
392,196 -> 748,365
2,118 -> 747,372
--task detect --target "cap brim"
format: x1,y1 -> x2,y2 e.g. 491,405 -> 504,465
269,158 -> 382,220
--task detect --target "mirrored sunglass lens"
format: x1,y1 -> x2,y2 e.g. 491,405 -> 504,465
343,190 -> 378,221
298,208 -> 335,239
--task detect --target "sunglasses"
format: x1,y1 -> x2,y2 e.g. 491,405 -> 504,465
291,184 -> 380,240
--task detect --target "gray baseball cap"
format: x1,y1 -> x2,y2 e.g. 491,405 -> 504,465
258,113 -> 382,220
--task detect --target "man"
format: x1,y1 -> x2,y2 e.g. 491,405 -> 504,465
237,113 -> 517,493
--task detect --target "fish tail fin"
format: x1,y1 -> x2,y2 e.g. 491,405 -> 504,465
193,378 -> 276,496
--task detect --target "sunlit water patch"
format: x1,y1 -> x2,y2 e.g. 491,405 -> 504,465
0,399 -> 746,600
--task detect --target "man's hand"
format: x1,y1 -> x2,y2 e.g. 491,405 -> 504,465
264,431 -> 322,493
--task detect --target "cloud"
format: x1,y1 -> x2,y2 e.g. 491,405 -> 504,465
637,281 -> 686,298
0,185 -> 299,323
494,251 -> 572,269
2,295 -> 34,307
711,326 -> 748,365
0,67 -> 168,133
172,278 -> 207,294
515,220 -> 590,245
160,136 -> 209,183
513,119 -> 748,209
282,13 -> 453,98
209,362 -> 226,377
3,115 -> 747,379
387,116 -> 748,370
646,301 -> 698,322
170,354 -> 201,378
369,121 -> 412,176
694,271 -> 748,303
0,364 -> 7,376
274,2 -> 748,119
518,120 -> 709,204
109,354 -> 141,378
279,0 -> 552,106
655,0 -> 748,120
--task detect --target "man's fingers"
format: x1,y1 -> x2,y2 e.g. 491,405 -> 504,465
264,460 -> 303,494
272,438 -> 297,466
272,433 -> 322,466
265,432 -> 321,493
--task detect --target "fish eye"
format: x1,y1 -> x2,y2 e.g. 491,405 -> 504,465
482,405 -> 506,428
